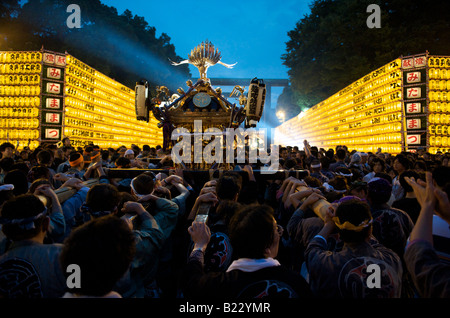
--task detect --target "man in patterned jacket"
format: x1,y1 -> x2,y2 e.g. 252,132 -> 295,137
305,197 -> 403,298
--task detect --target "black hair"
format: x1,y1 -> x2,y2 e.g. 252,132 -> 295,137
335,199 -> 372,243
399,170 -> 420,193
229,204 -> 275,259
86,184 -> 120,214
59,215 -> 136,296
216,175 -> 241,200
132,173 -> 154,195
336,148 -> 346,160
1,194 -> 46,241
394,154 -> 411,170
4,169 -> 29,196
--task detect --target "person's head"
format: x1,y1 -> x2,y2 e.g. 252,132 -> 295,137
62,137 -> 71,147
333,198 -> 373,243
130,173 -> 155,198
69,152 -> 84,170
28,178 -> 53,195
215,200 -> 242,227
336,148 -> 346,161
432,166 -> 450,189
84,184 -> 120,218
28,165 -> 50,182
36,149 -> 53,166
229,204 -> 281,259
310,159 -> 322,172
0,157 -> 15,173
334,167 -> 353,184
413,160 -> 427,173
59,215 -> 136,297
370,157 -> 385,173
216,174 -> 241,201
279,147 -> 288,160
115,157 -> 131,169
4,169 -> 28,196
124,149 -> 135,160
0,142 -> 15,159
399,170 -> 420,194
348,181 -> 368,200
367,177 -> 392,205
0,194 -> 49,242
393,154 -> 410,173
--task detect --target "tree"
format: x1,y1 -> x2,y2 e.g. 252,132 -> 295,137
281,0 -> 450,112
0,0 -> 190,89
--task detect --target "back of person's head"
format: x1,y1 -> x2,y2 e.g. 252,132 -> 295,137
115,156 -> 130,168
328,175 -> 349,193
320,156 -> 331,169
0,194 -> 47,241
304,175 -> 323,188
0,157 -> 15,172
69,152 -> 84,168
333,197 -> 373,243
85,184 -> 120,217
216,175 -> 241,201
28,165 -> 50,182
399,170 -> 420,193
28,178 -> 52,194
131,173 -> 154,196
229,204 -> 275,259
367,177 -> 392,204
4,169 -> 28,196
36,149 -> 52,165
432,166 -> 450,188
336,148 -> 346,160
59,215 -> 136,297
284,158 -> 298,170
215,200 -> 242,227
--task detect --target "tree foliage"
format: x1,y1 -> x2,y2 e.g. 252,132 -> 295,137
280,0 -> 450,119
0,0 -> 190,89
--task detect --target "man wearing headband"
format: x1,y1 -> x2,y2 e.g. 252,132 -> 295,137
65,152 -> 85,180
0,194 -> 66,298
304,198 -> 403,298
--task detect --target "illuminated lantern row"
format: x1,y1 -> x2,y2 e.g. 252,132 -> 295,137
0,50 -> 163,150
274,53 -> 450,154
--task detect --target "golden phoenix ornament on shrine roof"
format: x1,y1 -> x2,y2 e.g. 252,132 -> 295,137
170,40 -> 237,79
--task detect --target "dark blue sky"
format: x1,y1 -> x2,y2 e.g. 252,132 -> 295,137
102,0 -> 311,80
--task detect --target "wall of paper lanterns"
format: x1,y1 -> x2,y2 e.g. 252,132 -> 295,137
275,53 -> 450,154
0,50 -> 163,150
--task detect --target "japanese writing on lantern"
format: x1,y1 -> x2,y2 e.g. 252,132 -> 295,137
43,53 -> 55,64
46,83 -> 61,94
406,87 -> 421,99
402,58 -> 414,69
406,134 -> 420,145
45,113 -> 60,124
45,98 -> 61,109
47,67 -> 62,80
55,55 -> 66,66
406,72 -> 421,83
406,102 -> 421,114
407,118 -> 421,129
45,128 -> 60,139
414,56 -> 427,67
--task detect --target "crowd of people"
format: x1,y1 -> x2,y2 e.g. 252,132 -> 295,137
0,137 -> 449,299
